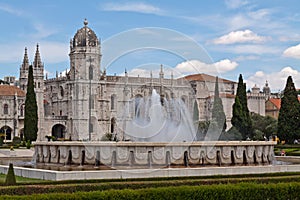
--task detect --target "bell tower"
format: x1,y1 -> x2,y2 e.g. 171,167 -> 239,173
19,44 -> 45,141
68,19 -> 102,140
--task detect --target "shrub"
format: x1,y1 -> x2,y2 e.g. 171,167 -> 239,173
12,136 -> 21,146
26,140 -> 31,149
4,163 -> 16,186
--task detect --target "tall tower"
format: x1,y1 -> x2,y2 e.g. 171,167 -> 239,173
33,44 -> 45,141
19,47 -> 30,91
68,19 -> 102,140
19,45 -> 45,141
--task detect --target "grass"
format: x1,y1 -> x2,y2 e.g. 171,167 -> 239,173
0,173 -> 47,184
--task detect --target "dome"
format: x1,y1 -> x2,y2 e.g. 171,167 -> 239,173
73,19 -> 98,47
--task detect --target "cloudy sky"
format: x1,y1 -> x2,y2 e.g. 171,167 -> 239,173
1,0 -> 300,91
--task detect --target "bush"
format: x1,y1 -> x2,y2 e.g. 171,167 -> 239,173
4,163 -> 16,186
12,136 -> 21,146
2,182 -> 300,199
21,140 -> 26,147
26,140 -> 31,149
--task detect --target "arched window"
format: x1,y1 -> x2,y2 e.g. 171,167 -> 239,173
60,86 -> 64,97
20,104 -> 24,117
111,95 -> 116,110
3,104 -> 8,115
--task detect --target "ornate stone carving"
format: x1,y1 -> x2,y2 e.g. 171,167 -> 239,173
117,147 -> 129,160
190,147 -> 200,160
256,146 -> 263,158
42,146 -> 48,158
247,146 -> 255,159
206,147 -> 216,160
235,146 -> 243,159
60,146 -> 67,159
85,147 -> 94,160
135,147 -> 147,160
172,147 -> 184,160
71,146 -> 80,159
153,147 -> 164,160
50,146 -> 57,158
101,147 -> 111,160
222,146 -> 231,159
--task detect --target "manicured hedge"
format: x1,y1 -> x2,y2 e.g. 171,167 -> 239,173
1,182 -> 300,200
1,175 -> 300,196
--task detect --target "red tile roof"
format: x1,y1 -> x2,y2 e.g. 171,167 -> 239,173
0,85 -> 25,97
268,97 -> 300,110
183,73 -> 235,83
268,98 -> 281,109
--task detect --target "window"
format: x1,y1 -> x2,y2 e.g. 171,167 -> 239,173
20,104 -> 24,117
3,104 -> 8,115
60,86 -> 64,97
38,82 -> 40,88
111,95 -> 116,110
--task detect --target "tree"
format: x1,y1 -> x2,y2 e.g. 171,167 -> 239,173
231,74 -> 252,139
211,76 -> 227,133
24,65 -> 38,142
277,76 -> 300,143
250,112 -> 277,139
5,163 -> 16,186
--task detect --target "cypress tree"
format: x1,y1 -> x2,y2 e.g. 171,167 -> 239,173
277,76 -> 300,143
24,65 -> 38,142
211,76 -> 226,133
5,163 -> 16,186
231,74 -> 252,139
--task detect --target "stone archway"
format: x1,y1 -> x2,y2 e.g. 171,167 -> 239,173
51,124 -> 66,139
0,126 -> 12,141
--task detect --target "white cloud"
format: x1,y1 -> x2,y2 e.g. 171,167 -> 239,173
246,67 -> 300,91
213,30 -> 269,44
0,4 -> 23,16
225,0 -> 249,9
234,55 -> 260,61
30,23 -> 58,39
175,59 -> 238,75
123,59 -> 238,78
101,2 -> 163,15
283,44 -> 300,59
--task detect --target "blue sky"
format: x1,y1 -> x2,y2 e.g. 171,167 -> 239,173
1,0 -> 300,91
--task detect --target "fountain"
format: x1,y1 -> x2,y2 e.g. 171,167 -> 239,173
33,89 -> 276,169
122,89 -> 196,142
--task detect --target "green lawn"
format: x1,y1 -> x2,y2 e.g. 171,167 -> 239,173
274,144 -> 300,156
0,173 -> 47,184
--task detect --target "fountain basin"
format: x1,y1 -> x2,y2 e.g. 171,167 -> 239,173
34,141 -> 276,167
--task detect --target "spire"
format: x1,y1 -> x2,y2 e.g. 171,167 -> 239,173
21,47 -> 29,70
159,64 -> 164,79
84,18 -> 88,26
124,68 -> 128,84
33,44 -> 43,68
